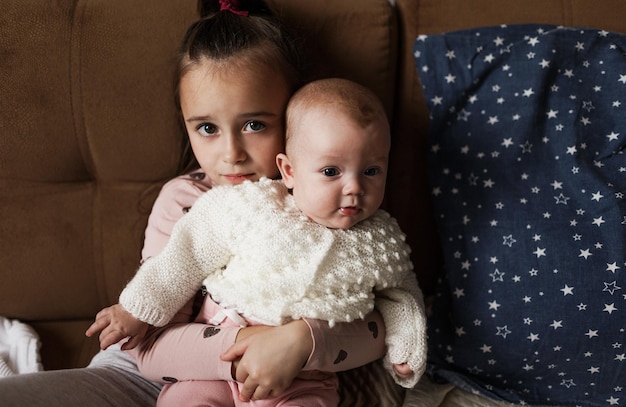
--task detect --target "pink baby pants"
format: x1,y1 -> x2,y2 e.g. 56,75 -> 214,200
156,296 -> 339,407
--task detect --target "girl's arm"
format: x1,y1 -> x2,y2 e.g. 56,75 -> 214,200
133,298 -> 386,382
301,310 -> 386,372
221,310 -> 387,401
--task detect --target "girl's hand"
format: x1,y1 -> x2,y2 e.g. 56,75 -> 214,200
220,320 -> 312,401
393,362 -> 414,379
85,304 -> 149,350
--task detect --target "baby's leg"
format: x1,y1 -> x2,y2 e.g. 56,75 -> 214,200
157,380 -> 234,407
237,376 -> 340,407
155,295 -> 244,407
194,292 -> 246,328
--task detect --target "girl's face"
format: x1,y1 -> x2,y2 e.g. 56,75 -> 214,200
179,59 -> 289,186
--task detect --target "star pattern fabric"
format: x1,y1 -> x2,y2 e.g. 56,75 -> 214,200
414,25 -> 626,405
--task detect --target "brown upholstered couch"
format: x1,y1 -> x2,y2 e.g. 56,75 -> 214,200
2,0 -> 625,402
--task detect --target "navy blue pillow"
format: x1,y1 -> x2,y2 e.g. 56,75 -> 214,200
415,25 -> 626,405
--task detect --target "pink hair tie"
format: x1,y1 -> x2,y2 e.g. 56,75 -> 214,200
219,0 -> 249,16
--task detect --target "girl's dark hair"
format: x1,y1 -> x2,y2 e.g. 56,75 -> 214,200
177,0 -> 303,174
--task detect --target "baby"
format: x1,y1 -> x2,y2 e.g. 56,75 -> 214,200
87,78 -> 427,396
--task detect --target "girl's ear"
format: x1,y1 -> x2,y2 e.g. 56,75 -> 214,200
276,153 -> 295,189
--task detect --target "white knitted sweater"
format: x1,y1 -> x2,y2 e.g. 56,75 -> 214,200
120,178 -> 426,387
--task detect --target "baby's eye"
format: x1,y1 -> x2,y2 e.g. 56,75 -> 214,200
244,121 -> 266,132
322,167 -> 339,177
364,167 -> 381,176
198,123 -> 217,137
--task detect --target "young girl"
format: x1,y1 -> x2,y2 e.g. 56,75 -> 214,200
88,78 -> 426,406
0,1 -> 387,405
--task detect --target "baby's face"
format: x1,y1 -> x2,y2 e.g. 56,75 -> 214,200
283,107 -> 389,229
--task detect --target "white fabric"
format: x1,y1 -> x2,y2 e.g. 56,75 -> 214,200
208,309 -> 248,327
120,178 -> 427,387
0,317 -> 43,377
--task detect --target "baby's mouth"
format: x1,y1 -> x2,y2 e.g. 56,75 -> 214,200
339,206 -> 361,216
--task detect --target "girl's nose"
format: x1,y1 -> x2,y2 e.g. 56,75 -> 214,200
222,134 -> 246,164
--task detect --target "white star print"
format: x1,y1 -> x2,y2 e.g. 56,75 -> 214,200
603,281 -> 621,295
592,216 -> 605,227
606,131 -> 620,141
550,320 -> 563,329
607,396 -> 620,405
490,269 -> 505,282
603,303 -> 618,314
527,37 -> 540,46
453,287 -> 465,298
551,180 -> 563,189
606,263 -> 620,273
496,326 -> 511,338
419,26 -> 626,402
527,333 -> 540,342
503,235 -> 516,247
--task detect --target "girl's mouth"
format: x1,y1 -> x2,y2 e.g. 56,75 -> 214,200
222,174 -> 254,183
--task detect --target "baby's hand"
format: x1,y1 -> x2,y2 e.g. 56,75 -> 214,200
85,304 -> 149,350
392,362 -> 414,379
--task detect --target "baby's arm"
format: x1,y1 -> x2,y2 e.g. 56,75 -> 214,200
86,209 -> 213,349
85,303 -> 149,350
120,195 -> 231,328
375,270 -> 427,388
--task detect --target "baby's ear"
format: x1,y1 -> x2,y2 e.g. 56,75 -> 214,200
276,153 -> 295,188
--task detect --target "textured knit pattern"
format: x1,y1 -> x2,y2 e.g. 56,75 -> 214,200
119,178 -> 426,387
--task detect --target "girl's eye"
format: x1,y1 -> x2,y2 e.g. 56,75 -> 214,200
364,167 -> 381,176
322,168 -> 339,177
198,123 -> 217,137
244,121 -> 266,132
